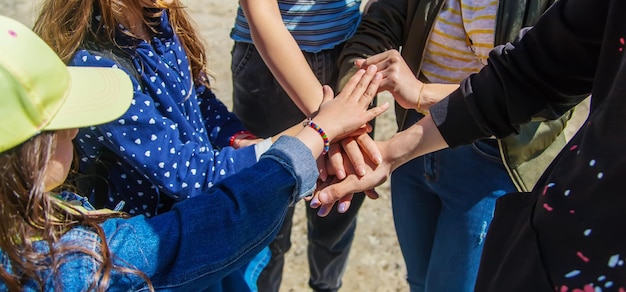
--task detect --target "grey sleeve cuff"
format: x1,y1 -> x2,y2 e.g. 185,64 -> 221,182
254,138 -> 274,161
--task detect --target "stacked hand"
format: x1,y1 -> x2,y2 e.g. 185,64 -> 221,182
309,50 -> 454,216
232,65 -> 390,154
355,50 -> 457,113
356,49 -> 425,110
309,65 -> 387,142
312,139 -> 392,216
300,64 -> 391,189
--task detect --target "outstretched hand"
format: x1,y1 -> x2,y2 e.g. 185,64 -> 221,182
313,65 -> 385,188
310,114 -> 450,216
311,65 -> 389,142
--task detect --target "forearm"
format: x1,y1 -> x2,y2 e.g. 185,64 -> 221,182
240,0 -> 323,116
418,83 -> 459,111
102,137 -> 318,288
103,191 -> 287,289
312,115 -> 446,207
270,120 -> 305,143
386,116 -> 448,171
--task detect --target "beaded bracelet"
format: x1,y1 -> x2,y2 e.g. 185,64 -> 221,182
303,118 -> 330,155
229,130 -> 256,147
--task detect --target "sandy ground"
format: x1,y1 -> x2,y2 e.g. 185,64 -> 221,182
1,1 -> 588,291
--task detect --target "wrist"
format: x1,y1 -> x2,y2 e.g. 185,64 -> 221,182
416,83 -> 430,115
302,117 -> 330,155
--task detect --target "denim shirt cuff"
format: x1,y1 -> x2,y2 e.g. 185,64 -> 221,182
261,136 -> 318,204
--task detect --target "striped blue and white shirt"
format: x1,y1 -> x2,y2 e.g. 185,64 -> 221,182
231,0 -> 361,53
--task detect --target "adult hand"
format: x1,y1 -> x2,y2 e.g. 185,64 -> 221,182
312,115 -> 450,215
310,140 -> 394,216
355,50 -> 459,113
355,50 -> 424,110
323,131 -> 381,180
312,109 -> 451,216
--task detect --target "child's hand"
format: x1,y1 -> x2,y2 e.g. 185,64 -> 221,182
312,65 -> 389,142
232,137 -> 263,149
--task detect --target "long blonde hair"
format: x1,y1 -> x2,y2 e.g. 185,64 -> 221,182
33,0 -> 212,87
0,132 -> 152,291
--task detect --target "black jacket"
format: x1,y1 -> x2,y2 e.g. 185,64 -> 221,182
432,0 -> 626,289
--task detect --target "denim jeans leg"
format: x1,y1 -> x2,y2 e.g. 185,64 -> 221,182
391,142 -> 516,292
305,193 -> 365,292
391,157 -> 440,291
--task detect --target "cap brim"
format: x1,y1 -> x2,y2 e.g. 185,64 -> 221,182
44,66 -> 133,131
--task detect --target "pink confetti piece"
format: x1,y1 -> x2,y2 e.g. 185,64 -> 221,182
570,145 -> 578,151
543,203 -> 553,211
572,284 -> 596,292
542,183 -> 555,196
577,251 -> 590,262
8,29 -> 17,37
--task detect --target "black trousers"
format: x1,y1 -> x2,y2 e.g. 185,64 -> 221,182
257,194 -> 366,292
232,41 -> 371,291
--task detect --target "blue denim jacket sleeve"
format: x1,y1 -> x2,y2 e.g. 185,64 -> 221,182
0,136 -> 316,291
259,136 -> 319,201
95,136 -> 318,290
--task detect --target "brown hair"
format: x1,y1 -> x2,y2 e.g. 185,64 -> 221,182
33,0 -> 212,87
0,132 -> 152,291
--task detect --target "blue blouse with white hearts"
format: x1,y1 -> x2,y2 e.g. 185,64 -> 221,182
70,11 -> 257,217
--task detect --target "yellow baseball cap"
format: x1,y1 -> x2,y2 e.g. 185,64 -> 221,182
0,15 -> 133,152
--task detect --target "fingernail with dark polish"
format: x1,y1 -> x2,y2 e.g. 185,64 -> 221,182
318,206 -> 328,216
310,197 -> 321,208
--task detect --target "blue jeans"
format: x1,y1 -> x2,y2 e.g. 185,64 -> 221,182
390,140 -> 516,292
231,41 -> 363,292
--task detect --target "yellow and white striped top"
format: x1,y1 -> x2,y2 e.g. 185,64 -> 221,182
421,0 -> 498,84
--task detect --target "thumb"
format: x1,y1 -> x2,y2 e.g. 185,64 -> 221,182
354,58 -> 366,68
322,85 -> 334,102
317,181 -> 357,205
